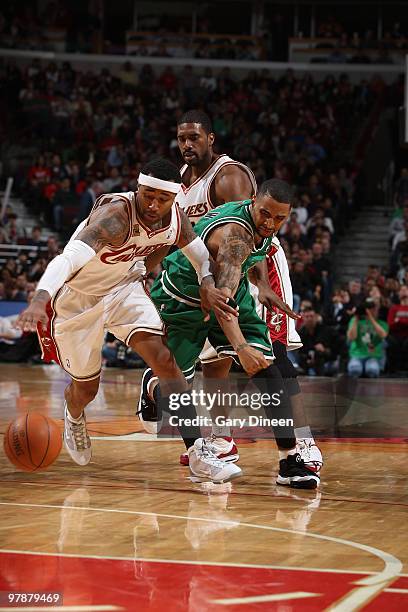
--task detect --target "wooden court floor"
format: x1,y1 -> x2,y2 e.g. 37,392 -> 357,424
0,363 -> 407,611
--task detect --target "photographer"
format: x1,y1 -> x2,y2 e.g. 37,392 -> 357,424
346,297 -> 388,378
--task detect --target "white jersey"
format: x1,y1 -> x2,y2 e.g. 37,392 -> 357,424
66,191 -> 181,296
176,154 -> 256,221
266,237 -> 302,350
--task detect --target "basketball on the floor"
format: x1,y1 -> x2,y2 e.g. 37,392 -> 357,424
3,413 -> 62,472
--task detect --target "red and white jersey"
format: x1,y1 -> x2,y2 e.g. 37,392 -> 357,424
66,191 -> 181,296
265,238 -> 302,350
176,154 -> 256,222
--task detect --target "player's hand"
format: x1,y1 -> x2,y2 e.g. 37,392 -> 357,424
15,293 -> 49,333
199,277 -> 239,322
257,284 -> 301,321
236,344 -> 268,376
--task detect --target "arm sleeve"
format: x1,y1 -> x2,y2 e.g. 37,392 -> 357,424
180,236 -> 212,283
36,239 -> 96,299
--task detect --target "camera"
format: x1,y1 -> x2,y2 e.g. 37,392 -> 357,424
356,297 -> 375,317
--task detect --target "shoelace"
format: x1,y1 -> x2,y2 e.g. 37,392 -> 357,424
69,420 -> 88,451
198,441 -> 223,467
297,439 -> 312,462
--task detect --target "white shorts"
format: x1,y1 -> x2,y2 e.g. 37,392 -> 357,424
199,282 -> 263,364
40,281 -> 165,381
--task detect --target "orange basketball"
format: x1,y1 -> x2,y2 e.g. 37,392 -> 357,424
3,413 -> 62,472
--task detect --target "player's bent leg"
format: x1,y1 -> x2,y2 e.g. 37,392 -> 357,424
272,341 -> 323,473
129,332 -> 188,392
130,331 -> 201,447
180,356 -> 240,467
131,333 -> 243,482
63,377 -> 98,466
250,364 -> 319,490
136,367 -> 162,434
130,332 -> 188,436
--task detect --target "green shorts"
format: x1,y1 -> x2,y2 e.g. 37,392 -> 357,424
150,271 -> 274,380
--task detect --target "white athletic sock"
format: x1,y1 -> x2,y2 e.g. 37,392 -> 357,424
66,409 -> 84,424
147,376 -> 159,401
211,424 -> 231,438
295,426 -> 314,442
279,447 -> 297,460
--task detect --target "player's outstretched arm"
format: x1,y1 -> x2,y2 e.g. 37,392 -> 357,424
16,200 -> 130,333
248,261 -> 300,321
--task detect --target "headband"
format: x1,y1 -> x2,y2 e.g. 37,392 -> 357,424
138,172 -> 181,194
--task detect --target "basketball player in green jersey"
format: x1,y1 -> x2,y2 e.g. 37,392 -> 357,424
145,179 -> 319,489
175,110 -> 322,472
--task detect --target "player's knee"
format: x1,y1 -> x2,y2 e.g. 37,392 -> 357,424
202,358 -> 231,379
72,380 -> 99,404
150,345 -> 179,376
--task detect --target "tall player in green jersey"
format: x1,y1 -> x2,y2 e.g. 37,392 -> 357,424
143,179 -> 319,488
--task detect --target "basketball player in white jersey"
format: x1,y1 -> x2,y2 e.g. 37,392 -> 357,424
16,158 -> 240,483
141,111 -> 322,473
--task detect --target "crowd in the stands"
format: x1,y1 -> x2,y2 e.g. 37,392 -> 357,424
0,55 -> 406,374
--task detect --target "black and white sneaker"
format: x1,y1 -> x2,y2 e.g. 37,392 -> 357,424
276,453 -> 320,490
136,368 -> 162,434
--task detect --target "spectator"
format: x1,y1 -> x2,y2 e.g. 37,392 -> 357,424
325,288 -> 354,337
348,278 -> 364,307
0,293 -> 41,363
0,312 -> 23,351
52,177 -> 78,231
298,307 -> 338,376
346,297 -> 388,378
78,180 -> 104,222
391,219 -> 408,253
103,167 -> 122,193
46,236 -> 61,259
394,168 -> 408,206
292,196 -> 309,226
4,214 -> 25,244
387,284 -> 408,373
102,333 -> 145,368
389,202 -> 408,243
26,225 -> 46,248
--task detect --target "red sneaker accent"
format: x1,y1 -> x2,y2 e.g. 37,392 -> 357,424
180,452 -> 189,466
218,444 -> 238,459
179,442 -> 239,466
304,463 -> 321,473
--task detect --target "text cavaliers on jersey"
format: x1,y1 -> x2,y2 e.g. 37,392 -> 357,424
176,154 -> 256,221
66,191 -> 181,296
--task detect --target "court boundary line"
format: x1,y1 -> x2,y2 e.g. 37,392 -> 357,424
2,547 -> 407,578
0,500 -> 402,609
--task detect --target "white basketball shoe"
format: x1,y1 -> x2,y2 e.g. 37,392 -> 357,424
296,438 -> 323,473
63,403 -> 92,466
180,435 -> 239,466
188,438 -> 242,483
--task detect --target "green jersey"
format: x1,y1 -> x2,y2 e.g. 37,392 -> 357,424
161,200 -> 273,302
348,316 -> 388,359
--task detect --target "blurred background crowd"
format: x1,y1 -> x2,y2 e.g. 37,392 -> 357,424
1,1 -> 408,63
0,0 -> 407,376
